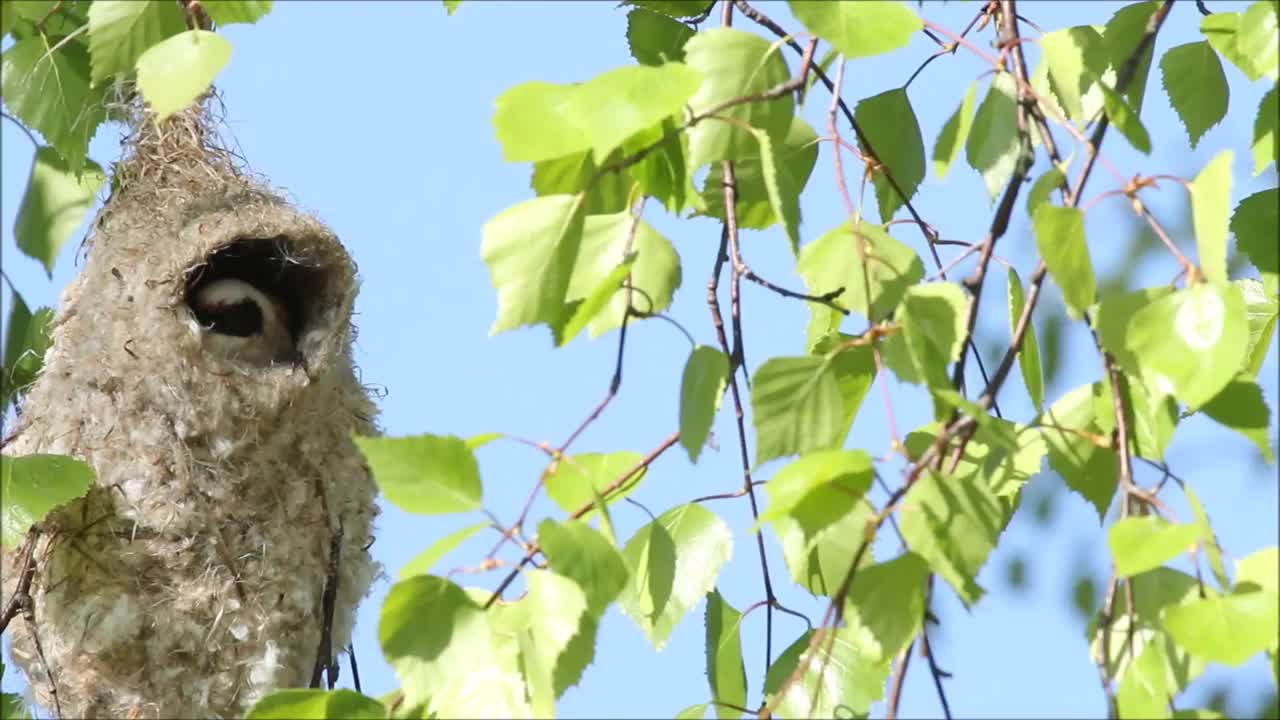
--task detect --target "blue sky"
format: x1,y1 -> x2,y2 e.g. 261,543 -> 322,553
3,1 -> 1277,717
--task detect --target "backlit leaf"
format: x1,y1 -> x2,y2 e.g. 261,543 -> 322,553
1108,516 -> 1200,577
481,194 -> 585,335
966,71 -> 1020,201
933,80 -> 977,179
1,453 -> 95,548
750,355 -> 844,465
136,30 -> 232,120
87,0 -> 185,83
1160,41 -> 1228,149
856,87 -> 925,221
1188,150 -> 1232,284
704,590 -> 747,719
680,346 -> 729,463
1033,204 -> 1095,319
354,434 -> 482,515
788,1 -> 921,60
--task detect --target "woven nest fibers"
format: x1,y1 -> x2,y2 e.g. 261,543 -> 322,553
1,98 -> 381,719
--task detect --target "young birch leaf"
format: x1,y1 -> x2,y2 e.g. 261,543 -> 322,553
1116,641 -> 1176,720
758,450 -> 873,540
845,553 -> 929,661
619,504 -> 732,650
87,0 -> 186,84
1041,26 -> 1108,123
966,71 -> 1020,201
855,87 -> 925,221
531,150 -> 629,214
566,211 -> 681,337
625,117 -> 691,213
895,282 -> 969,403
680,346 -> 729,463
0,38 -> 108,172
1253,85 -> 1277,175
704,590 -> 747,720
556,256 -> 635,346
1124,282 -> 1247,408
1162,591 -> 1280,666
750,355 -> 844,465
1160,41 -> 1228,149
354,434 -> 482,515
933,80 -> 977,179
245,690 -> 384,719
397,522 -> 489,579
1040,384 -> 1116,523
774,499 -> 874,596
797,221 -> 924,339
1189,150 -> 1233,284
1099,82 -> 1151,154
202,1 -> 273,26
1,302 -> 52,410
814,337 -> 876,444
684,28 -> 792,169
517,570 -> 590,716
1026,162 -> 1067,217
899,468 -> 1004,606
482,194 -> 585,336
1108,516 -> 1200,577
1238,278 -> 1278,377
544,451 -> 646,515
787,1 -> 921,60
1,454 -> 95,548
137,30 -> 232,120
1200,379 -> 1275,463
1236,547 -> 1279,592
627,0 -> 710,17
1033,204 -> 1095,319
539,519 -> 629,615
1231,188 -> 1279,295
1183,484 -> 1230,592
1007,268 -> 1044,412
675,704 -> 709,719
700,116 -> 818,238
746,125 -> 802,253
1102,1 -> 1158,112
1238,0 -> 1279,81
764,627 -> 890,717
626,8 -> 694,66
14,147 -> 103,276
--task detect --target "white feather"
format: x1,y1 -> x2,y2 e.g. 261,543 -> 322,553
193,278 -> 294,365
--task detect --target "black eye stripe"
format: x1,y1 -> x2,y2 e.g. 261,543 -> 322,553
197,299 -> 264,337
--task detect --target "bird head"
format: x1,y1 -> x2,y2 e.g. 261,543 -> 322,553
191,277 -> 299,367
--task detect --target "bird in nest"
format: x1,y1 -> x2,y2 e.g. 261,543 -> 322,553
191,277 -> 299,366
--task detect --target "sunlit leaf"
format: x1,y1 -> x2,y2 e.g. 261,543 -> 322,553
856,87 -> 925,221
899,468 -> 1004,606
1200,379 -> 1274,463
626,7 -> 694,66
966,71 -> 1020,201
245,690 -> 384,719
704,590 -> 747,720
680,346 -> 729,463
87,0 -> 185,84
1231,188 -> 1279,296
764,626 -> 890,717
1033,204 -> 1095,319
203,0 -> 273,26
933,80 -> 977,179
482,194 -> 585,335
788,1 -> 921,60
1162,591 -> 1280,666
1007,267 -> 1044,412
544,451 -> 646,515
0,38 -> 108,171
1,453 -> 95,548
136,30 -> 232,120
1253,85 -> 1278,175
538,518 -> 629,615
354,434 -> 482,515
1189,150 -> 1233,284
13,147 -> 103,276
750,355 -> 844,465
1160,41 -> 1228,149
1108,516 -> 1200,577
397,522 -> 489,580
566,210 -> 682,337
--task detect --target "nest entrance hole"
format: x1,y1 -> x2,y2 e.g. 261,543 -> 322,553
184,237 -> 329,351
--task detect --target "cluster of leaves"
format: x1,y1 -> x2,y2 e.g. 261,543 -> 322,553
1,0 -> 1277,717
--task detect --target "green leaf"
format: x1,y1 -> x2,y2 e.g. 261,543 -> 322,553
966,71 -> 1020,201
1238,278 -> 1278,378
1090,568 -> 1207,692
353,434 -> 482,515
1007,268 -> 1044,412
680,346 -> 729,463
1124,282 -> 1248,408
530,150 -> 631,215
514,570 -> 590,716
1232,188 -> 1279,296
482,194 -> 585,335
932,80 -> 977,179
442,0 -> 461,14
764,626 -> 890,717
544,451 -> 646,515
1,298 -> 52,410
788,1 -> 921,60
1201,4 -> 1279,82
1099,81 -> 1151,153
538,518 -> 629,615
893,282 -> 969,404
704,590 -> 747,720
1033,204 -> 1095,319
493,63 -> 702,163
1040,383 -> 1118,520
625,0 -> 709,17
905,419 -> 1046,501
624,116 -> 691,213
1236,547 -> 1279,593
1116,639 -> 1175,720
759,450 -> 872,538
0,38 -> 108,172
844,552 -> 929,661
203,0 -> 273,26
626,8 -> 694,66
565,210 -> 681,337
86,0 -> 185,83
797,220 -> 924,342
1184,484 -> 1230,592
684,28 -> 792,169
775,498 -> 873,596
675,704 -> 709,720
1200,379 -> 1274,463
379,575 -> 510,713
619,504 -> 732,650
899,468 -> 1004,606
397,521 -> 489,580
1160,41 -> 1228,149
1189,150 -> 1233,284
856,87 -> 925,221
1163,591 -> 1280,666
1108,516 -> 1200,577
750,355 -> 844,465
556,255 -> 636,346
1,453 -> 95,548
1026,161 -> 1068,217
1253,85 -> 1278,175
245,690 -> 384,719
814,339 -> 876,447
699,117 -> 819,250
14,147 -> 103,275
135,30 -> 231,120
1102,0 -> 1158,112
1041,26 -> 1108,123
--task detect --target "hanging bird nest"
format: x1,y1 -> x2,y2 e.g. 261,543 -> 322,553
0,89 -> 381,719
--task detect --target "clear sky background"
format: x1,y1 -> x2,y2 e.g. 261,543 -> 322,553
2,1 -> 1277,717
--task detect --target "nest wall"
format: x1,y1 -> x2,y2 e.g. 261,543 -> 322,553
1,100 -> 381,718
